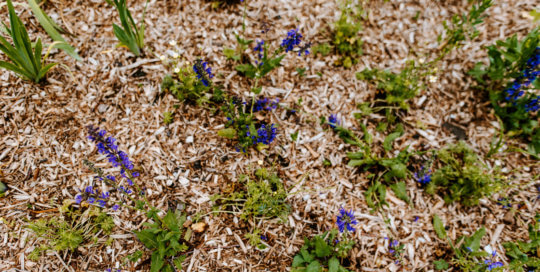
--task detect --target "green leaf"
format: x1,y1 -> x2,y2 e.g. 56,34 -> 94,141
163,210 -> 180,232
389,182 -> 409,203
173,255 -> 186,270
383,131 -> 402,151
27,0 -> 81,61
218,128 -> 236,139
314,237 -> 331,258
434,259 -> 449,270
433,214 -> 447,239
328,257 -> 340,272
300,248 -> 314,263
134,229 -> 159,250
466,227 -> 485,252
292,255 -> 305,267
306,260 -> 321,272
150,250 -> 165,272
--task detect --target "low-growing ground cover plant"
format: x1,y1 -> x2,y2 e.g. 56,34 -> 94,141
27,201 -> 115,260
212,168 -> 289,249
327,117 -> 411,209
503,214 -> 540,271
0,0 -> 58,83
291,207 -> 357,272
106,0 -> 149,57
312,0 -> 363,68
425,142 -> 501,207
356,0 -> 492,120
469,26 -> 540,156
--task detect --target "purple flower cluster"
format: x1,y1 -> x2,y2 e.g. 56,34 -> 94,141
254,40 -> 264,66
193,59 -> 214,87
414,166 -> 432,185
281,29 -> 310,56
75,126 -> 139,211
525,95 -> 539,112
336,207 -> 358,233
484,251 -> 504,271
245,124 -> 277,145
328,114 -> 340,129
504,47 -> 539,105
251,97 -> 279,112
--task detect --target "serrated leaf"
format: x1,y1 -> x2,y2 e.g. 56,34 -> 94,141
306,260 -> 321,272
328,257 -> 340,272
292,255 -> 305,267
434,259 -> 449,270
433,214 -> 447,239
314,237 -> 331,258
390,182 -> 409,203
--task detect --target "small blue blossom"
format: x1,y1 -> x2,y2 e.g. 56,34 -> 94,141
328,114 -> 340,129
336,207 -> 358,233
254,40 -> 265,66
88,197 -> 96,204
525,95 -> 539,112
504,47 -> 540,102
281,29 -> 303,53
255,124 -> 277,145
112,204 -> 120,211
75,195 -> 83,204
97,199 -> 107,207
484,250 -> 504,271
414,167 -> 432,185
250,97 -> 280,112
193,59 -> 214,87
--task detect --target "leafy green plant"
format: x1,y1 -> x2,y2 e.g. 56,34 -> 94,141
106,0 -> 148,56
27,201 -> 115,260
432,217 -> 504,272
356,0 -> 492,115
27,0 -> 81,60
291,229 -> 354,272
213,168 -> 290,222
425,142 -> 500,206
469,26 -> 540,156
331,0 -> 363,68
503,214 -> 540,272
338,123 -> 411,209
0,0 -> 58,82
134,208 -> 190,272
161,61 -> 221,105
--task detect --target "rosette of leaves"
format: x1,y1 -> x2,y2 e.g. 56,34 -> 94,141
291,229 -> 353,272
213,168 -> 290,222
426,142 -> 499,206
134,208 -> 190,272
469,27 -> 540,155
161,64 -> 223,105
344,124 -> 411,208
503,214 -> 540,272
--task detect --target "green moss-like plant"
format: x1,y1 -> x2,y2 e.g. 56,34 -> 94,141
426,142 -> 500,206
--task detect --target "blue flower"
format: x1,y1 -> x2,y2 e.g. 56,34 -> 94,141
250,97 -> 280,112
414,167 -> 432,185
75,195 -> 83,204
336,207 -> 358,233
112,204 -> 120,211
504,47 -> 540,102
97,199 -> 107,207
328,114 -> 340,129
254,40 -> 265,66
525,95 -> 539,112
281,29 -> 303,53
193,59 -> 214,87
255,124 -> 277,145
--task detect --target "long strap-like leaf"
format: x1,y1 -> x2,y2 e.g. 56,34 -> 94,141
27,0 -> 81,61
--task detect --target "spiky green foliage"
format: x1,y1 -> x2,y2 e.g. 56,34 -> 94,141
106,0 -> 148,56
0,0 -> 58,82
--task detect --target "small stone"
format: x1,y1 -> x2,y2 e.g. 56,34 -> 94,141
98,104 -> 108,113
179,177 -> 189,186
186,136 -> 194,143
503,210 -> 515,225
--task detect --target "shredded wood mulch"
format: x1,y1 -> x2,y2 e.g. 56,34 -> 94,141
0,0 -> 539,271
